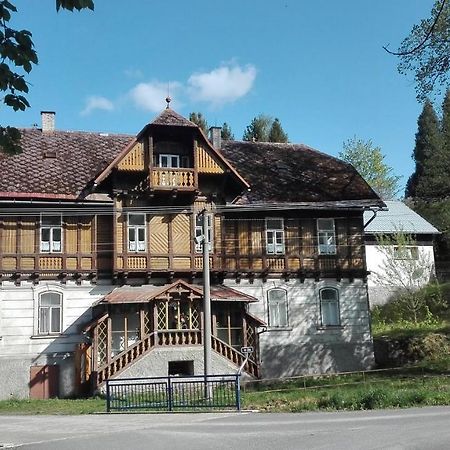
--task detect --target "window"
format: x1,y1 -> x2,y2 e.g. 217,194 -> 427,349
393,246 -> 419,260
158,154 -> 180,168
38,292 -> 62,334
40,216 -> 62,253
320,288 -> 340,327
128,214 -> 146,252
267,289 -> 288,328
266,218 -> 285,255
317,219 -> 336,255
195,213 -> 213,253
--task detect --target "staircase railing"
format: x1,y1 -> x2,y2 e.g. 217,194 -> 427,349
211,335 -> 260,378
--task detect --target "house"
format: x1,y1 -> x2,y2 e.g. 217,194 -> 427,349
0,107 -> 383,399
364,200 -> 440,306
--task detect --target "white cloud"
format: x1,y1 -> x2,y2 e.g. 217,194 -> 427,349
187,64 -> 257,106
80,96 -> 114,116
129,81 -> 182,112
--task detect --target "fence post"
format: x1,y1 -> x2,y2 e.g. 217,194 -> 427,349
106,380 -> 111,413
235,374 -> 241,411
167,376 -> 173,412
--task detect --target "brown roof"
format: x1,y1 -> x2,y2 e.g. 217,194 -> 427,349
150,108 -> 198,127
0,129 -> 132,199
221,141 -> 381,205
98,282 -> 258,304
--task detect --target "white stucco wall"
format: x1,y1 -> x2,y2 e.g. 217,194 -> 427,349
224,278 -> 374,378
0,280 -> 112,399
366,244 -> 435,306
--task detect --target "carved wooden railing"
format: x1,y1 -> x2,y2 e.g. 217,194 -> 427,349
157,329 -> 202,346
96,331 -> 158,386
211,335 -> 260,378
151,168 -> 196,189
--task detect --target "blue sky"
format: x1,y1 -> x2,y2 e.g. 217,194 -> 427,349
3,1 -> 438,194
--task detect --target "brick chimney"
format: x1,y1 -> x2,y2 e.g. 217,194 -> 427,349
41,111 -> 56,132
209,126 -> 222,150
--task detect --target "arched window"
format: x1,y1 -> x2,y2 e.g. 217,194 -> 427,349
267,289 -> 288,327
38,292 -> 62,334
320,288 -> 340,327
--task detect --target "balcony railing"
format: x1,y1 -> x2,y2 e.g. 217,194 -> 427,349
150,168 -> 196,190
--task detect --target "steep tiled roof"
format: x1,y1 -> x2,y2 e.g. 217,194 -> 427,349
221,141 -> 381,204
0,129 -> 133,199
364,201 -> 440,234
150,108 -> 198,127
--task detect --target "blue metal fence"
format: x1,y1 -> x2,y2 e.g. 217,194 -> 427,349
105,374 -> 241,412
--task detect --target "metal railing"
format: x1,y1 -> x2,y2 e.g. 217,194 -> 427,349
105,374 -> 241,412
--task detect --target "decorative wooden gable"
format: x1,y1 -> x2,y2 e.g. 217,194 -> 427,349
196,142 -> 225,174
117,141 -> 145,172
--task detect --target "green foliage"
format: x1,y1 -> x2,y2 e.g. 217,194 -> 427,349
339,136 -> 401,199
0,0 -> 94,154
242,114 -> 272,142
395,0 -> 450,102
221,122 -> 234,140
188,112 -> 208,134
268,118 -> 288,143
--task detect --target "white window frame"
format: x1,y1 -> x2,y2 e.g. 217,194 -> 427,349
38,291 -> 62,335
317,218 -> 336,255
267,288 -> 288,328
195,213 -> 213,253
158,154 -> 180,168
265,218 -> 285,255
319,288 -> 340,327
128,213 -> 147,252
40,215 -> 62,253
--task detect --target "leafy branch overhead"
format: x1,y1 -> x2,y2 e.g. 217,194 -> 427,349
0,0 -> 94,155
384,0 -> 450,102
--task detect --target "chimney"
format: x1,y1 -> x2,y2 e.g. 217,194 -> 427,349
41,111 -> 56,132
209,126 -> 222,150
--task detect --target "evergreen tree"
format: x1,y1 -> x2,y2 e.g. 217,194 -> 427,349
405,100 -> 443,199
189,112 -> 208,134
442,88 -> 450,159
339,137 -> 401,199
268,118 -> 288,143
242,114 -> 272,142
221,122 -> 234,140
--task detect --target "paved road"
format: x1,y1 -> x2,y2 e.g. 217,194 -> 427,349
1,407 -> 450,449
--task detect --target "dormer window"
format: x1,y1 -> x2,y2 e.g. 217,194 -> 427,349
159,154 -> 180,168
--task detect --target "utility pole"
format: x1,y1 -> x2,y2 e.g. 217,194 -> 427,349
202,210 -> 212,393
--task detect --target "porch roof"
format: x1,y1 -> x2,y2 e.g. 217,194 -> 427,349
97,281 -> 258,304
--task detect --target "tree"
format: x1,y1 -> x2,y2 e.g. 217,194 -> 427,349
0,0 -> 94,155
373,232 -> 438,323
188,112 -> 208,135
339,137 -> 401,199
384,0 -> 450,102
268,118 -> 288,143
221,122 -> 234,140
405,100 -> 445,199
242,114 -> 272,142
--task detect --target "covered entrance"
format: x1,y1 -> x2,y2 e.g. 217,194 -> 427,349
81,280 -> 263,391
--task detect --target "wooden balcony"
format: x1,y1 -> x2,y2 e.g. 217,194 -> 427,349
150,168 -> 196,191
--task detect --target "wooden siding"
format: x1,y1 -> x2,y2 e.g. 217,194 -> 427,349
196,143 -> 224,174
117,141 -> 145,171
0,215 -> 97,275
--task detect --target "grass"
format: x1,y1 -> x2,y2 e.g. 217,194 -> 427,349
0,398 -> 105,415
372,319 -> 450,339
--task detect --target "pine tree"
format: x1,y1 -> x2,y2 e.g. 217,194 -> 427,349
268,118 -> 288,143
189,112 -> 209,134
242,115 -> 272,142
405,100 -> 442,199
221,122 -> 234,140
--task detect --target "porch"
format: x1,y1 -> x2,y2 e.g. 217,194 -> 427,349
79,281 -> 263,391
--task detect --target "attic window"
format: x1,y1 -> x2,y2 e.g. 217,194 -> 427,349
42,150 -> 57,159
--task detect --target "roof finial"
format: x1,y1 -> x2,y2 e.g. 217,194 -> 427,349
165,95 -> 171,109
